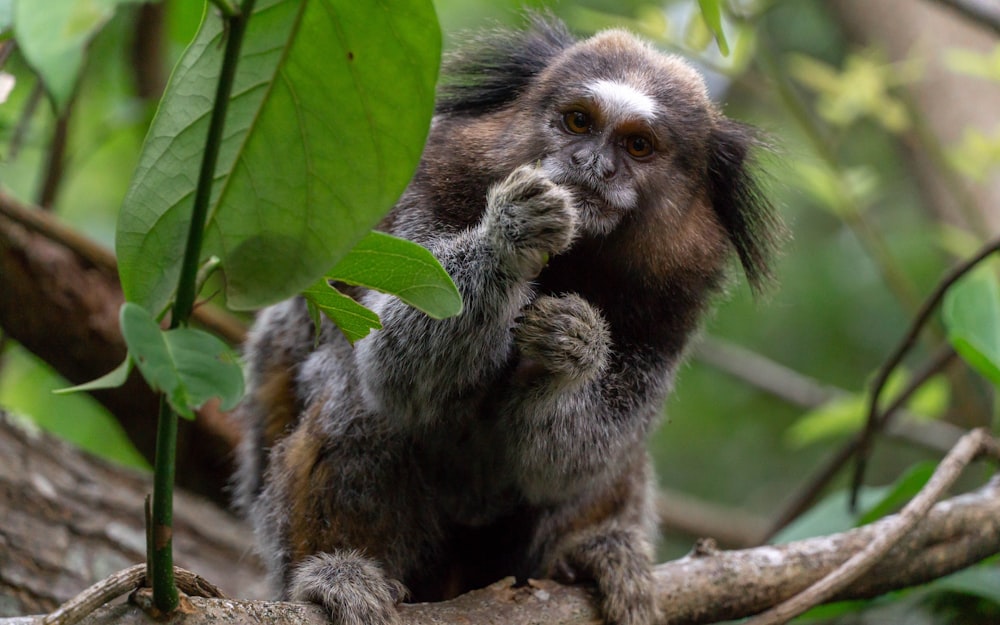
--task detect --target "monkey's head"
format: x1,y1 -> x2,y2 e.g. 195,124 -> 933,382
438,16 -> 781,294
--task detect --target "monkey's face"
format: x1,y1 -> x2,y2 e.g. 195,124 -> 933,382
530,31 -> 716,238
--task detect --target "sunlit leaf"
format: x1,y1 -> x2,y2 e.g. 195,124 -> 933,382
117,0 -> 441,315
12,0 -> 141,112
119,303 -> 244,420
302,279 -> 382,344
786,393 -> 866,448
944,46 -> 1000,81
696,0 -> 729,55
948,128 -> 1000,182
943,267 -> 1000,388
684,10 -> 713,53
786,372 -> 947,448
0,345 -> 148,469
328,231 -> 462,319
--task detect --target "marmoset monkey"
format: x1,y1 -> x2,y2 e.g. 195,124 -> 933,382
234,15 -> 780,625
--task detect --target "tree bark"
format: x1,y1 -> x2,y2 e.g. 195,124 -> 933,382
3,410 -> 999,624
0,411 -> 269,617
0,193 -> 241,504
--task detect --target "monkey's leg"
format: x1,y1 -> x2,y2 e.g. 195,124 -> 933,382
536,457 -> 660,625
353,165 -> 576,424
551,524 -> 659,625
257,403 -> 436,625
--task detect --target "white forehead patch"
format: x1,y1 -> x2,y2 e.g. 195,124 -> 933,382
587,79 -> 658,121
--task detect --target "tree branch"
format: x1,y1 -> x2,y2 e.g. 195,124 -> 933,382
934,0 -> 1000,35
3,410 -> 998,625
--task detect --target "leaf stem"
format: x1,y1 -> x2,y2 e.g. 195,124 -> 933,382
208,0 -> 241,19
150,396 -> 178,610
149,0 -> 255,613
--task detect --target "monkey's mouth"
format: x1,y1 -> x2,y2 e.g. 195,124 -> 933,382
572,193 -> 625,237
539,159 -> 632,236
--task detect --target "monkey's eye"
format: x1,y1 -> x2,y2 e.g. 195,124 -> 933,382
624,135 -> 654,158
562,110 -> 592,134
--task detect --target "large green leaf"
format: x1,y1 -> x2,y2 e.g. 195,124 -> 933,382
13,0 -> 140,112
117,0 -> 441,315
119,303 -> 244,420
329,231 -> 462,319
943,268 -> 1000,388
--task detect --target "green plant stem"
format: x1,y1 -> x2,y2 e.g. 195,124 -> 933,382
149,396 -> 178,609
172,0 -> 254,330
209,0 -> 241,19
149,0 -> 255,613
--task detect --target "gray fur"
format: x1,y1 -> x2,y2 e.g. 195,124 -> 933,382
234,15 -> 779,625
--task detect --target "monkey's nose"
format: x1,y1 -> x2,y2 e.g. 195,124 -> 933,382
596,155 -> 616,180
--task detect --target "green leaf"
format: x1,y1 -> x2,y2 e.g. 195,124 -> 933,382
929,563 -> 1000,604
696,0 -> 729,55
786,393 -> 866,448
0,345 -> 148,470
943,268 -> 1000,388
119,303 -> 244,420
855,461 -> 935,526
117,0 -> 441,315
771,487 -> 888,543
12,0 -> 140,112
328,231 -> 463,319
786,372 -> 947,447
302,279 -> 382,344
53,356 -> 132,394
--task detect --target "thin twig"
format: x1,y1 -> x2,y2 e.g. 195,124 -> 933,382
745,428 -> 1000,625
36,111 -> 70,210
8,81 -> 44,161
936,0 -> 1000,35
764,343 -> 961,541
694,337 -> 839,408
656,488 -> 769,548
40,564 -> 225,625
697,336 -> 964,454
852,236 -> 1000,508
0,40 -> 15,68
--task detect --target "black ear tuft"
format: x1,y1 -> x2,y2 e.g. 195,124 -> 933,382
707,119 -> 783,295
436,13 -> 576,116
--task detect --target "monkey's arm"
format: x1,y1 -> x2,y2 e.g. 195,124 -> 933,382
353,166 -> 576,423
502,294 -> 670,503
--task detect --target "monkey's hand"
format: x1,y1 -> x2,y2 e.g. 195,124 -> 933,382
484,164 -> 577,279
514,294 -> 611,383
